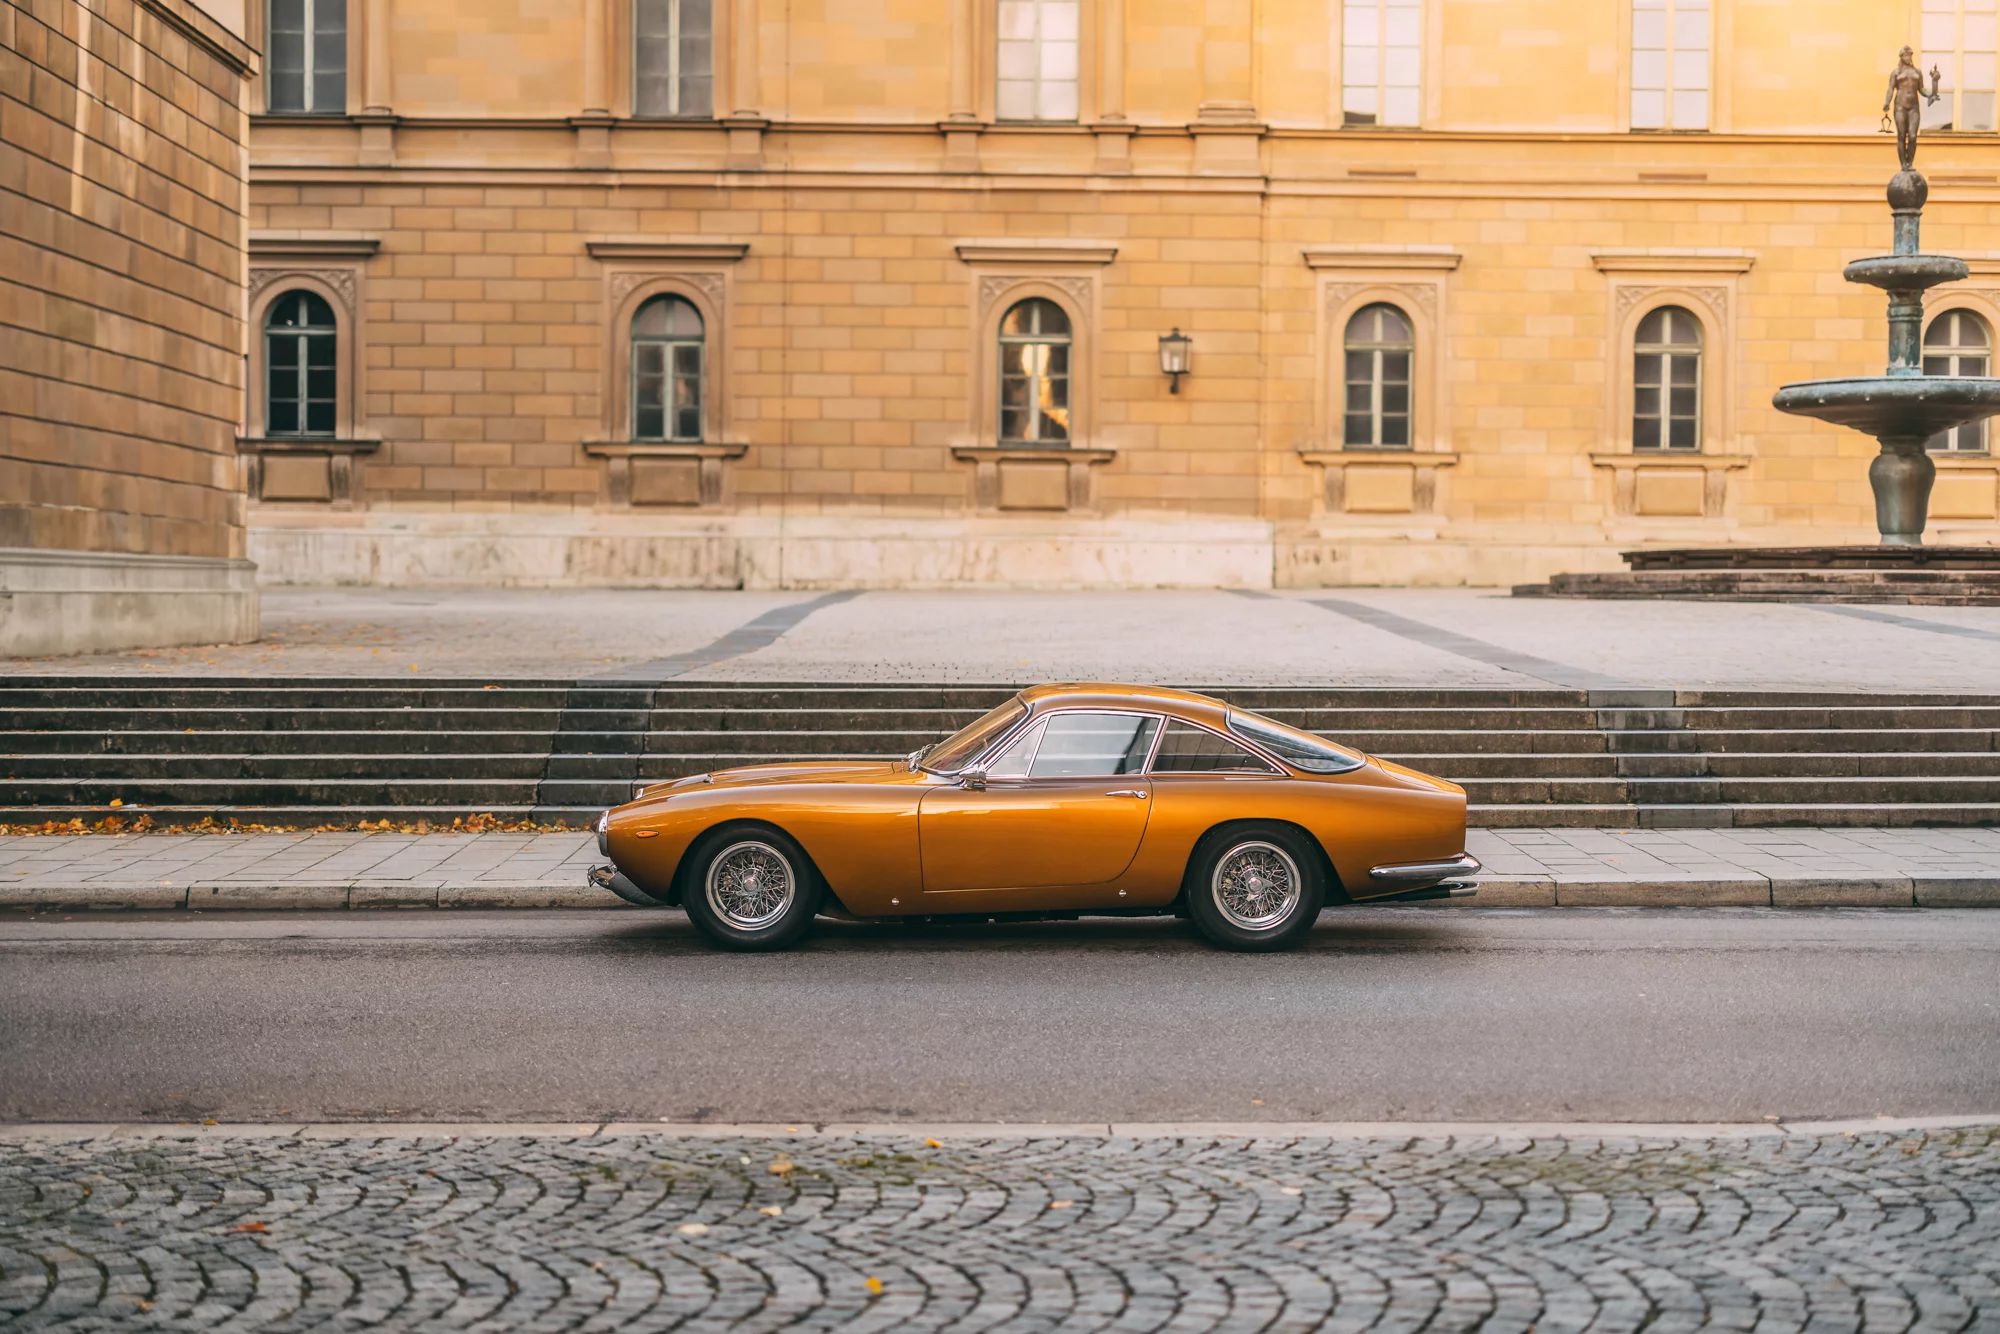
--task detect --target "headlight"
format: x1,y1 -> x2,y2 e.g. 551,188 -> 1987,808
595,809 -> 609,856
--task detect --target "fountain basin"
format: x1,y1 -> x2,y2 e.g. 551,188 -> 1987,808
1770,376 -> 2000,439
1842,254 -> 1969,291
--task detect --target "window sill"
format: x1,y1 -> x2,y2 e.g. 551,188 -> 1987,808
1590,452 -> 1752,519
237,435 -> 381,454
952,446 -> 1116,513
585,442 -> 747,508
1298,450 -> 1456,515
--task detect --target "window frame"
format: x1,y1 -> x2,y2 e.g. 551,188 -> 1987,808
632,0 -> 715,119
1147,717 -> 1283,777
1340,0 -> 1424,128
1921,0 -> 1999,134
995,0 -> 1082,123
265,0 -> 349,115
997,296 -> 1076,447
1342,302 -> 1416,450
1631,304 -> 1704,452
1628,0 -> 1712,132
1925,307 -> 1993,453
263,290 -> 341,439
630,293 -> 707,443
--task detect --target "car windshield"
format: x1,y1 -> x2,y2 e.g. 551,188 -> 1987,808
921,696 -> 1029,774
1226,709 -> 1365,774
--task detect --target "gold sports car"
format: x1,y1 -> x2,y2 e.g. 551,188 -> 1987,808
590,683 -> 1478,952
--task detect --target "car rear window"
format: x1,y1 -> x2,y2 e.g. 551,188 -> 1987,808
1226,710 -> 1365,774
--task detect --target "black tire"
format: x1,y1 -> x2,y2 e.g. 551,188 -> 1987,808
1184,823 -> 1326,952
681,825 -> 822,952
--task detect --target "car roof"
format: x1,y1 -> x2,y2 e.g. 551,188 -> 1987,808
1017,682 -> 1230,719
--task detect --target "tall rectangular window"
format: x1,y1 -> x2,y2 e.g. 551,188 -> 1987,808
267,0 -> 347,114
997,0 -> 1080,121
1342,0 -> 1421,127
635,0 -> 714,118
1630,0 -> 1709,130
1924,0 -> 1999,132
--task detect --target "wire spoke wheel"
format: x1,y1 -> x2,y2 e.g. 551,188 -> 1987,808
705,841 -> 796,929
1211,841 -> 1302,930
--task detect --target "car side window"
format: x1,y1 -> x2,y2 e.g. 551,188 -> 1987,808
982,719 -> 1045,779
1150,719 -> 1281,774
1028,712 -> 1162,778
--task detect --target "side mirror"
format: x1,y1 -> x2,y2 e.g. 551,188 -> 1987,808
960,768 -> 988,791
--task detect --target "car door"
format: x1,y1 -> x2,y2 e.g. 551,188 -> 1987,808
918,710 -> 1161,904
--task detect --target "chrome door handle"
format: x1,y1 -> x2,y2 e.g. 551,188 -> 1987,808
1106,789 -> 1148,798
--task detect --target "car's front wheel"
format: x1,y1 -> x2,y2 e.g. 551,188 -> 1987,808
1185,824 -> 1325,952
682,826 -> 821,951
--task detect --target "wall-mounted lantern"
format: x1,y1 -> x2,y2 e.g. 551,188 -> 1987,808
1158,328 -> 1192,394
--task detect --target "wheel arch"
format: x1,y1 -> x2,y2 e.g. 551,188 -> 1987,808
671,816 -> 839,911
1178,817 -> 1351,906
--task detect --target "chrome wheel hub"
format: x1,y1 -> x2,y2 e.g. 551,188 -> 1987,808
706,841 -> 795,929
1213,841 -> 1301,930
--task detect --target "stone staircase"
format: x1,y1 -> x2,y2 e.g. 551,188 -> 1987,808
2,679 -> 1998,828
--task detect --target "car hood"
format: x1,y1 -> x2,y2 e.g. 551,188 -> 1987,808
666,761 -> 907,791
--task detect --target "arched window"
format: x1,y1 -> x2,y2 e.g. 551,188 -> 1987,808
632,294 -> 705,441
1343,303 -> 1413,448
1924,309 -> 1991,453
267,0 -> 347,113
264,290 -> 339,436
1633,305 -> 1702,450
999,298 -> 1072,444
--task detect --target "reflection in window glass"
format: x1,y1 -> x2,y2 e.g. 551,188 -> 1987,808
635,0 -> 714,116
1342,0 -> 1421,126
1925,309 -> 1992,452
999,298 -> 1072,445
1028,713 -> 1160,778
267,0 -> 347,113
1633,305 -> 1702,450
923,697 -> 1027,774
1343,303 -> 1414,448
1922,0 -> 1999,133
996,0 -> 1080,121
983,720 -> 1045,779
632,295 -> 704,441
1151,720 -> 1279,774
1227,711 -> 1365,774
1630,0 -> 1710,130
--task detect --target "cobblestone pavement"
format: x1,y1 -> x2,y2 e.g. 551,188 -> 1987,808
3,1126 -> 1997,1331
5,828 -> 1998,910
9,586 -> 2000,690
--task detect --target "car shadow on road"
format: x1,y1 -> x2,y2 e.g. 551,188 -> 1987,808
603,909 -> 1473,956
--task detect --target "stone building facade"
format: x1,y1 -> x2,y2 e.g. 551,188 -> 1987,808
2,0 -> 260,652
240,0 -> 2000,589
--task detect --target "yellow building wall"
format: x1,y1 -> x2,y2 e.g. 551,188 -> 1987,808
240,0 -> 2000,588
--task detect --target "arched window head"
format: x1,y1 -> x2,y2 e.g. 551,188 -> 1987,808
1342,303 -> 1413,448
264,290 -> 339,437
1633,305 -> 1702,450
632,294 -> 705,442
998,298 -> 1072,445
1924,309 -> 1991,453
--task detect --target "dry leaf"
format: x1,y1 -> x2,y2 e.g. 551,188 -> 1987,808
108,799 -> 123,808
230,1221 -> 267,1233
675,1222 -> 708,1236
924,1138 -> 942,1148
767,1160 -> 793,1176
1279,1187 -> 1302,1196
864,1277 -> 883,1295
1049,1200 -> 1072,1209
758,1205 -> 783,1217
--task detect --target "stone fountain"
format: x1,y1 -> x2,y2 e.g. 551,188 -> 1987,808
1518,50 -> 2000,604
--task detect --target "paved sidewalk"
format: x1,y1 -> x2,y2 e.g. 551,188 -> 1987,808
8,585 -> 2000,690
2,828 -> 1996,909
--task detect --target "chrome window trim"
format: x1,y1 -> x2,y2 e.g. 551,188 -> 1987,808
1223,710 -> 1367,776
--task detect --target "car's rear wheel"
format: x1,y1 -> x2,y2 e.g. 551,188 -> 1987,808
1185,824 -> 1325,952
682,826 -> 821,951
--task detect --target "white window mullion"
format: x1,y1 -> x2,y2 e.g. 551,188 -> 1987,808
667,0 -> 682,116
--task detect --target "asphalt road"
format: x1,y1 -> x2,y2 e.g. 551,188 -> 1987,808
2,908 -> 1997,1125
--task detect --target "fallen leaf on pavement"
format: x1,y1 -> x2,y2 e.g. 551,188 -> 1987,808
675,1222 -> 708,1236
865,1278 -> 883,1295
759,1205 -> 783,1217
231,1221 -> 267,1233
767,1160 -> 793,1176
1049,1200 -> 1072,1209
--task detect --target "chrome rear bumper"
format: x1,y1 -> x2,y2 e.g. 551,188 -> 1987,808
1367,852 -> 1482,890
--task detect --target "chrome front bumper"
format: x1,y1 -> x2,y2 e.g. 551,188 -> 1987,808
1367,852 -> 1482,890
589,863 -> 664,907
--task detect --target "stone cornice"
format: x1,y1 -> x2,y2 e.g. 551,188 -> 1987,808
1592,251 -> 1756,273
139,0 -> 259,76
1302,247 -> 1461,271
955,241 -> 1119,266
249,234 -> 382,258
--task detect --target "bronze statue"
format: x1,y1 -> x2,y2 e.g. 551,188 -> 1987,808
1883,45 -> 1943,170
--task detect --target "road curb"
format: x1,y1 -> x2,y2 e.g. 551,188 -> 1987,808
1,1116 -> 1995,1141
